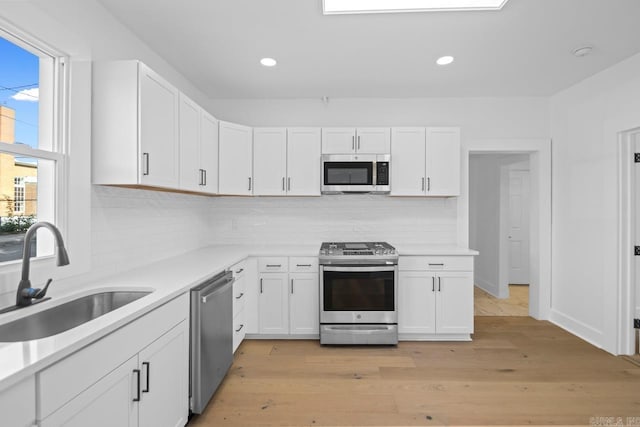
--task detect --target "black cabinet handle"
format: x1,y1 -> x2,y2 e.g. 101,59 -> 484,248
235,292 -> 244,299
438,277 -> 441,292
296,264 -> 312,267
432,276 -> 435,292
235,324 -> 244,333
142,362 -> 150,393
291,278 -> 294,294
143,153 -> 150,176
235,268 -> 244,274
133,369 -> 141,402
260,278 -> 263,293
266,264 -> 281,268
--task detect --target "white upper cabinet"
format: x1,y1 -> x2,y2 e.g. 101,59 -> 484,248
390,127 -> 426,196
219,121 -> 253,195
179,94 -> 219,194
253,128 -> 287,196
253,127 -> 321,196
321,128 -> 390,154
93,61 -> 180,188
200,111 -> 219,194
287,128 -> 321,196
391,127 -> 460,196
426,127 -> 460,196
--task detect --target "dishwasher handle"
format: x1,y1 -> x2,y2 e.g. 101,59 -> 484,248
196,272 -> 235,304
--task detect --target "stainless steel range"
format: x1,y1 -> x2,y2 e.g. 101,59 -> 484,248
319,242 -> 399,345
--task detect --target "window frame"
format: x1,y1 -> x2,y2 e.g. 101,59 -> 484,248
0,26 -> 69,266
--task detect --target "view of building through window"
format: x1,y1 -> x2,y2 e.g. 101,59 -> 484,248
0,35 -> 41,261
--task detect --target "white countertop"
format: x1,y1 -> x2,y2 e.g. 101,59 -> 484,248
0,242 -> 472,391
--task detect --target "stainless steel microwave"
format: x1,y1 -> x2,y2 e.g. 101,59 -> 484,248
321,154 -> 390,194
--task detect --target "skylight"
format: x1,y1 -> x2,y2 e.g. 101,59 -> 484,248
322,0 -> 510,14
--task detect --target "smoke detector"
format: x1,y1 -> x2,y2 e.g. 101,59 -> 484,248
572,46 -> 593,57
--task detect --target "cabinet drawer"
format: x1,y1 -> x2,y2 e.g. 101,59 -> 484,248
258,257 -> 288,272
399,256 -> 473,271
233,309 -> 246,353
289,257 -> 318,272
38,293 -> 189,420
233,279 -> 246,318
231,258 -> 247,278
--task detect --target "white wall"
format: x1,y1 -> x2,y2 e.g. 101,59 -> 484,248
550,52 -> 640,354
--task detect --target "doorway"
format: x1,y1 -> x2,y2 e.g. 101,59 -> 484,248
469,153 -> 531,316
459,138 -> 552,321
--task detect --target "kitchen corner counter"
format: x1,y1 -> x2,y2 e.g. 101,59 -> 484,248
0,244 -> 318,392
393,244 -> 479,256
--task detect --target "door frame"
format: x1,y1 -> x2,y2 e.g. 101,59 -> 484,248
459,139 -> 552,319
618,128 -> 640,355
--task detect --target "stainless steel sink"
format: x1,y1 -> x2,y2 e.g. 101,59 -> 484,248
0,291 -> 152,342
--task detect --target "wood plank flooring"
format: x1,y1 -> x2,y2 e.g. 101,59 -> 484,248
188,317 -> 640,426
474,285 -> 529,316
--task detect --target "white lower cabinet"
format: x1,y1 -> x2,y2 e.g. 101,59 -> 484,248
256,257 -> 319,337
39,294 -> 189,427
398,256 -> 474,340
232,259 -> 248,353
0,376 -> 36,427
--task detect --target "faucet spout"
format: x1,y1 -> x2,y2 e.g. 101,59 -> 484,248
16,222 -> 70,307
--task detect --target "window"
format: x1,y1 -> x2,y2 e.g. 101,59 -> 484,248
0,28 -> 66,264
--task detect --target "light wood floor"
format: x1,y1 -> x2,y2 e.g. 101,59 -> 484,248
188,317 -> 640,426
474,284 -> 529,316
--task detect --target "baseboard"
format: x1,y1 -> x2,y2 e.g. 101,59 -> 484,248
549,308 -> 604,351
245,333 -> 320,340
399,333 -> 472,342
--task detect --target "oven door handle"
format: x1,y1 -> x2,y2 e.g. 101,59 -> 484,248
322,265 -> 397,272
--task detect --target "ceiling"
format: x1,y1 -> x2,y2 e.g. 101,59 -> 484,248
96,0 -> 640,99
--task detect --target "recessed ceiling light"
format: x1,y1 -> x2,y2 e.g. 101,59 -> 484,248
323,0 -> 510,14
436,56 -> 455,66
260,57 -> 277,67
572,46 -> 593,58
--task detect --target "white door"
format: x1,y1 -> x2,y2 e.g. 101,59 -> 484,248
321,128 -> 356,154
508,170 -> 530,285
258,273 -> 289,334
138,321 -> 189,427
41,356 -> 138,427
289,273 -> 319,334
398,271 -> 436,334
356,128 -> 390,154
436,272 -> 474,334
139,64 -> 180,188
287,128 -> 321,196
425,127 -> 460,196
635,135 -> 640,326
390,127 -> 426,196
200,111 -> 219,194
219,121 -> 253,195
253,128 -> 287,195
178,94 -> 201,192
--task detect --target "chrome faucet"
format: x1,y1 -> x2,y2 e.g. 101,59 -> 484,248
16,221 -> 70,307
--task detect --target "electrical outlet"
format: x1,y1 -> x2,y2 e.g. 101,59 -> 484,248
635,246 -> 640,256
634,318 -> 640,329
635,153 -> 640,163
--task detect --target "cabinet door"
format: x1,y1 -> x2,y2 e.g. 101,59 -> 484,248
200,111 -> 219,194
243,258 -> 260,334
219,121 -> 253,195
233,309 -> 246,354
356,128 -> 390,154
178,94 -> 202,192
398,271 -> 436,334
321,128 -> 356,154
139,64 -> 180,188
253,128 -> 287,195
138,321 -> 189,427
0,376 -> 35,427
41,356 -> 138,427
289,272 -> 319,335
435,272 -> 474,334
287,128 -> 321,196
390,127 -> 426,196
258,273 -> 289,334
426,127 -> 460,196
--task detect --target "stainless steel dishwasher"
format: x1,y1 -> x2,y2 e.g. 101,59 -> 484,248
190,269 -> 234,414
